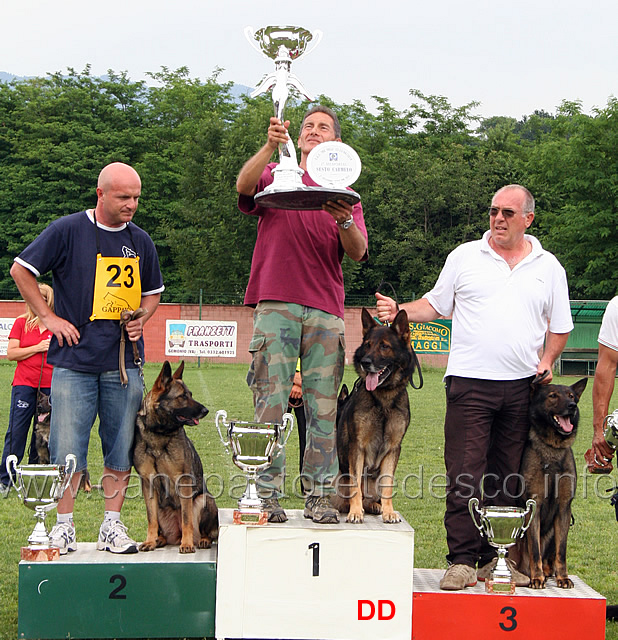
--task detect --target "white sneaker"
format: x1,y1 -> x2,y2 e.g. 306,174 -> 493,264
97,519 -> 138,554
49,521 -> 77,554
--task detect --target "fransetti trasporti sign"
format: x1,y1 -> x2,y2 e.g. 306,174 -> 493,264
165,320 -> 237,358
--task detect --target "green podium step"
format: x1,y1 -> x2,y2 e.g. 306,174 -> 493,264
18,543 -> 216,639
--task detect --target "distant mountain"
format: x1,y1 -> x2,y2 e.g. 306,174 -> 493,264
0,72 -> 26,83
0,72 -> 254,101
230,83 -> 252,101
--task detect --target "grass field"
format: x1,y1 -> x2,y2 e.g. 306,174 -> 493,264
0,360 -> 617,639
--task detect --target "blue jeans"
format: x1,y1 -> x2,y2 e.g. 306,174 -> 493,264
50,367 -> 143,473
0,385 -> 51,486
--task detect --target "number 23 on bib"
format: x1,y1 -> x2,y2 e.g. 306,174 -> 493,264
90,254 -> 142,320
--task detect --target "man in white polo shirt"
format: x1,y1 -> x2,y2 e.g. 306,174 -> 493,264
376,184 -> 573,591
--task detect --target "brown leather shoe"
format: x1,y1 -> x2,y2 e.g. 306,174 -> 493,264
440,564 -> 477,591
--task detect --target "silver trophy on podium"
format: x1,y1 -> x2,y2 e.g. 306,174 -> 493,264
245,25 -> 361,210
469,497 -> 536,593
7,453 -> 76,560
216,409 -> 293,524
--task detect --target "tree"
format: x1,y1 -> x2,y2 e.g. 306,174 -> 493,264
525,98 -> 618,298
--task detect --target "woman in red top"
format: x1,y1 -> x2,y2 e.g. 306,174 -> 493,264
0,284 -> 54,493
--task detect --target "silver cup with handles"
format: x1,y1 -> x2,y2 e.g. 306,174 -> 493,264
7,453 -> 76,558
469,497 -> 536,593
216,409 -> 293,524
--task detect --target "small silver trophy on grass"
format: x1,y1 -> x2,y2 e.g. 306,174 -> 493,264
469,497 -> 536,593
7,453 -> 76,560
245,25 -> 361,210
216,410 -> 293,524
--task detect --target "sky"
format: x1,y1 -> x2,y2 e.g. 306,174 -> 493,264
2,0 -> 617,121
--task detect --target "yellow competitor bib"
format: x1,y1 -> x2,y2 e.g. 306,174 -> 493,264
90,253 -> 141,320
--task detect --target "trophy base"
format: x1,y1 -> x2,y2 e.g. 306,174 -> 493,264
21,546 -> 60,562
255,185 -> 360,211
485,577 -> 516,594
233,508 -> 269,525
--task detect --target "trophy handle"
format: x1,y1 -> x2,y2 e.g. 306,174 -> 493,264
6,454 -> 21,498
54,454 -> 77,500
286,74 -> 314,103
244,26 -> 266,57
519,499 -> 537,537
300,29 -> 322,60
468,497 -> 484,536
215,410 -> 231,450
280,412 -> 294,446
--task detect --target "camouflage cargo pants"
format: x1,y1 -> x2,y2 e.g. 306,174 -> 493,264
247,302 -> 345,497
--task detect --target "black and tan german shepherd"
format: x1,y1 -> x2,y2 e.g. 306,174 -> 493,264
518,375 -> 587,588
133,361 -> 218,553
32,391 -> 51,464
32,391 -> 92,492
332,308 -> 418,524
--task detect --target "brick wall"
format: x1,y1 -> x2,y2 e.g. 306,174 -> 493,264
0,301 -> 448,368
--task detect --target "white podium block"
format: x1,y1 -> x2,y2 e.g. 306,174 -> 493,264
216,508 -> 414,640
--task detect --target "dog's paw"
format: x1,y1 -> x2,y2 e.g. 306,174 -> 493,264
139,540 -> 157,552
198,537 -> 212,549
382,510 -> 401,524
364,501 -> 382,515
556,576 -> 574,589
347,510 -> 365,524
529,577 -> 546,589
179,543 -> 196,554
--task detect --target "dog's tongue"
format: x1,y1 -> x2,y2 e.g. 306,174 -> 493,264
366,373 -> 379,392
37,413 -> 49,423
556,415 -> 574,433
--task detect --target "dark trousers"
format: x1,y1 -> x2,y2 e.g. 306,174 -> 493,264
443,376 -> 533,568
0,385 -> 50,485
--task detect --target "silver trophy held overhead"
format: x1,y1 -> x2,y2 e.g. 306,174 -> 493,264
215,409 -> 293,524
469,497 -> 536,594
7,453 -> 76,560
245,25 -> 361,210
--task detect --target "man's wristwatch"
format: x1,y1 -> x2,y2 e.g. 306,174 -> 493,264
337,216 -> 354,230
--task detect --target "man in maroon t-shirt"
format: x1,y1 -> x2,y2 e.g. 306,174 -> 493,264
237,105 -> 368,524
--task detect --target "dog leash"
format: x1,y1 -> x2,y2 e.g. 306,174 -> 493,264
119,308 -> 148,391
375,280 -> 423,390
27,356 -> 46,463
375,279 -> 400,314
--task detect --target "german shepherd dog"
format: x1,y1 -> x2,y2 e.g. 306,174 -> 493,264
133,361 -> 218,553
32,391 -> 51,464
332,308 -> 418,524
31,391 -> 92,492
518,376 -> 587,588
